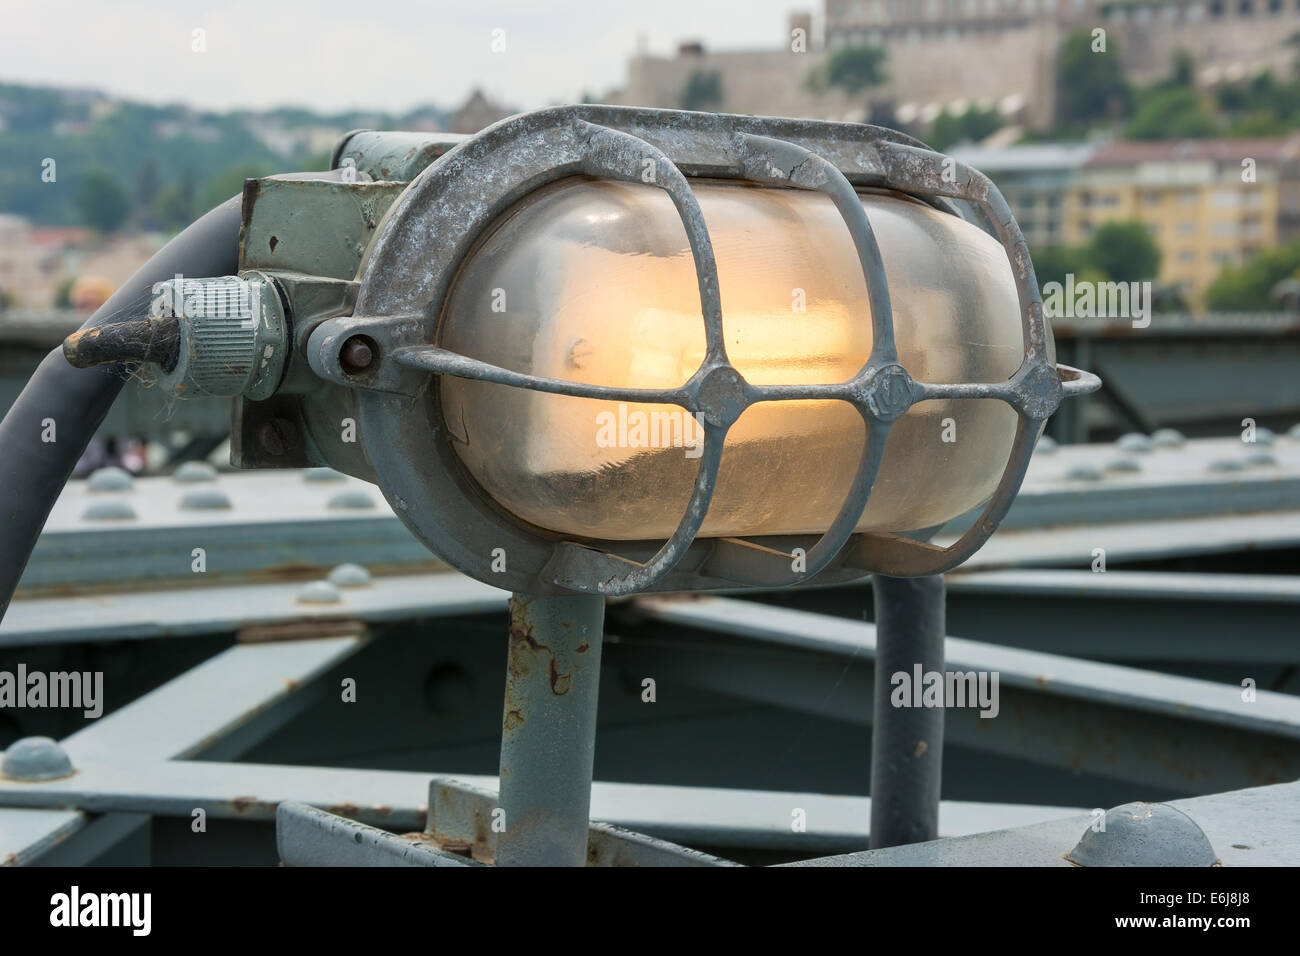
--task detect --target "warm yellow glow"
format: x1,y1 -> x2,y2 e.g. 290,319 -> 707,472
439,178 -> 1044,541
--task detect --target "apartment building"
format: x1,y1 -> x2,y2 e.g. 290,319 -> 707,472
947,142 -> 1100,248
1064,135 -> 1300,302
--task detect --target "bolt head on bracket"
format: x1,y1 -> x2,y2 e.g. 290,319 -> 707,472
1067,802 -> 1218,867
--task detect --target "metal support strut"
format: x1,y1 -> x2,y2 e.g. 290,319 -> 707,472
870,574 -> 946,849
496,593 -> 606,866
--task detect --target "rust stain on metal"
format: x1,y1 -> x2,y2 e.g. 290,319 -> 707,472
329,803 -> 360,818
507,612 -> 574,697
238,618 -> 368,644
411,829 -> 495,864
549,656 -> 572,696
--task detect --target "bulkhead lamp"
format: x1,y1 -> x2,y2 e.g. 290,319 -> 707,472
437,178 -> 1030,541
67,106 -> 1100,597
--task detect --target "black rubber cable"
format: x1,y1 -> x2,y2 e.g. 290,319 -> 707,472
0,195 -> 245,620
0,170 -> 352,621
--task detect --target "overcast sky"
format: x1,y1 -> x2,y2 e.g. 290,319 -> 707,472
1,0 -> 810,113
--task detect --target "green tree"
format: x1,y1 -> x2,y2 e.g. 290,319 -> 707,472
1087,221 -> 1162,284
199,161 -> 274,211
1216,69 -> 1300,135
1169,50 -> 1196,88
1031,244 -> 1091,289
823,45 -> 887,96
1126,86 -> 1219,139
681,70 -> 723,111
1056,28 -> 1130,128
75,168 -> 131,234
928,106 -> 1003,151
135,158 -> 160,207
151,182 -> 194,232
1205,239 -> 1300,311
53,276 -> 75,309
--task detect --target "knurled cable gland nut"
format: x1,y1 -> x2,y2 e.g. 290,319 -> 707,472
155,273 -> 287,400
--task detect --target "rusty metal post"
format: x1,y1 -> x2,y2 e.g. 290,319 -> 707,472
870,573 -> 945,849
495,593 -> 605,867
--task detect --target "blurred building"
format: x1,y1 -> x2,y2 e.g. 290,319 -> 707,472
1064,134 -> 1300,303
947,142 -> 1100,247
613,2 -> 1300,132
608,18 -> 871,122
609,8 -> 1049,127
449,89 -> 515,134
0,214 -> 160,309
826,1 -> 1300,87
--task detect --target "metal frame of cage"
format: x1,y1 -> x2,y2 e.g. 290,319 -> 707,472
307,106 -> 1100,597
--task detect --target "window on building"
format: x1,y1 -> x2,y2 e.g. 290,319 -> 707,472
1142,191 -> 1162,204
1179,222 -> 1197,235
1210,0 -> 1225,15
1179,250 -> 1197,263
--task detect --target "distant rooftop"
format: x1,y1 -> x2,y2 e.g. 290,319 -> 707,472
946,141 -> 1101,172
1086,134 -> 1300,167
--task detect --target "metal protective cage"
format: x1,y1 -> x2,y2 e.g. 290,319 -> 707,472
309,106 -> 1101,596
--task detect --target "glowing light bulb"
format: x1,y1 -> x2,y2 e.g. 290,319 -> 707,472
438,177 -> 1047,541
